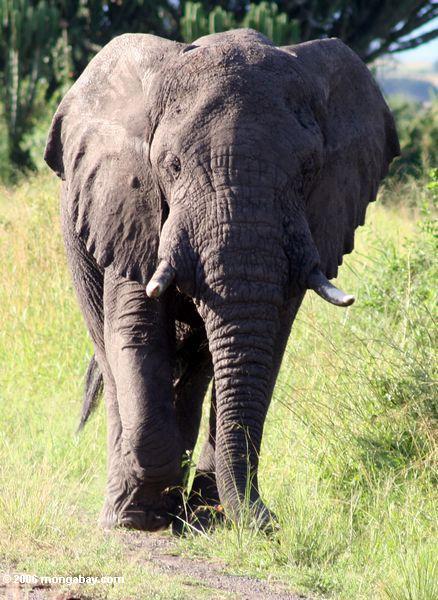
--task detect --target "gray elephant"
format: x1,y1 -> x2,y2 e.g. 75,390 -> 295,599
45,29 -> 399,532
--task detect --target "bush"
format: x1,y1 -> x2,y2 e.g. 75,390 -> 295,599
389,96 -> 438,180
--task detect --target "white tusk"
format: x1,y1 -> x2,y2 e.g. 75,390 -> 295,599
146,260 -> 175,298
307,267 -> 355,307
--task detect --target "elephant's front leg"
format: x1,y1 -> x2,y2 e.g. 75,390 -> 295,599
176,385 -> 224,534
170,323 -> 221,533
102,267 -> 183,531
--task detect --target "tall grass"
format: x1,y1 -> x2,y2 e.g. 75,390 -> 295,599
0,172 -> 436,598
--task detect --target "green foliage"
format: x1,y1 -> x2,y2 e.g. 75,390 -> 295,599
181,1 -> 299,45
390,96 -> 438,179
199,1 -> 438,62
181,2 -> 236,40
243,2 -> 299,45
0,0 -> 59,171
54,1 -> 178,79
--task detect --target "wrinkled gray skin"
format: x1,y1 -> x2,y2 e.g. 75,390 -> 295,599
45,29 -> 399,532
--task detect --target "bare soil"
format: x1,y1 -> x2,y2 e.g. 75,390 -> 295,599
119,530 -> 303,599
0,532 -> 304,600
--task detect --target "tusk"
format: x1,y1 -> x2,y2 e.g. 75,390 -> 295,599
146,260 -> 175,298
307,267 -> 355,307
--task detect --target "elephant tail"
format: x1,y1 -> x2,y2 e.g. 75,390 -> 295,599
77,354 -> 103,433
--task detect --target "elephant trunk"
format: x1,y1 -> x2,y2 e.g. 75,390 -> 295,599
203,300 -> 279,514
195,222 -> 287,517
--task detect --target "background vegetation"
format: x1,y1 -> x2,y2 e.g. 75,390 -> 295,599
0,0 -> 437,177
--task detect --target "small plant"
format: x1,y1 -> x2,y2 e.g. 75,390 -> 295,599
180,2 -> 236,41
181,1 -> 299,45
243,2 -> 299,46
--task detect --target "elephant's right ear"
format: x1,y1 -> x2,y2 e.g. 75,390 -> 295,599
280,38 -> 400,281
44,34 -> 183,284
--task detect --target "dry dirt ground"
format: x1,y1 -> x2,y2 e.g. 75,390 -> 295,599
1,532 -> 304,600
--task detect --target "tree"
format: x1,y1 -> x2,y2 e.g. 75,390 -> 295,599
0,1 -> 179,170
193,1 -> 438,62
43,2 -> 438,84
53,2 -> 438,75
54,1 -> 180,80
2,1 -> 437,173
0,0 -> 59,170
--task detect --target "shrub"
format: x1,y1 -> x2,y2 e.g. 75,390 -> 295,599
389,96 -> 438,180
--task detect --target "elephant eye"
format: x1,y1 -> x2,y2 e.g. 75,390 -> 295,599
170,157 -> 181,175
163,153 -> 181,180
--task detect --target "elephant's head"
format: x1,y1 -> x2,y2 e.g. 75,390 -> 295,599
45,30 -> 399,519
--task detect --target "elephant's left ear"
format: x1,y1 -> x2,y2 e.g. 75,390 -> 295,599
44,34 -> 184,285
281,38 -> 400,279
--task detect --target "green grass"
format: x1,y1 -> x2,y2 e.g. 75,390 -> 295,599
0,172 -> 436,599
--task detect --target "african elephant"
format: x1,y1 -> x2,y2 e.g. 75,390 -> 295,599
45,29 -> 399,532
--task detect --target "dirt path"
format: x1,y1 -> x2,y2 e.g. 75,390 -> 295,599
1,532 -> 304,600
117,531 -> 303,599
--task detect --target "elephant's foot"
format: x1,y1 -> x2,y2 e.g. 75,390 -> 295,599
172,501 -> 224,536
99,499 -> 118,530
99,496 -> 176,532
245,500 -> 278,534
196,494 -> 277,534
190,471 -> 220,505
171,499 -> 277,536
117,503 -> 172,531
172,470 -> 223,535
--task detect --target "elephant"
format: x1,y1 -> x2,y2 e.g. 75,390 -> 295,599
44,29 -> 399,533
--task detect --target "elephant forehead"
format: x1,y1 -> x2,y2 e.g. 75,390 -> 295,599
159,68 -> 311,149
164,41 -> 304,108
